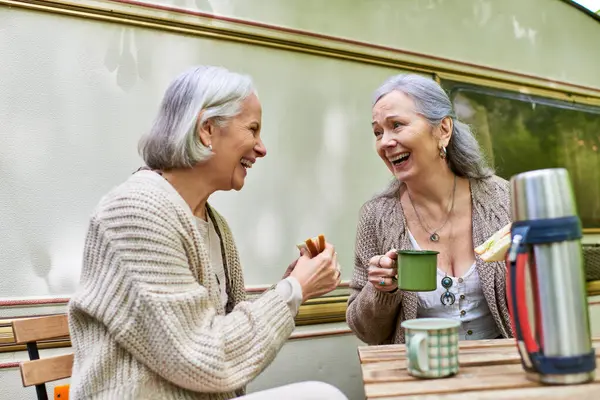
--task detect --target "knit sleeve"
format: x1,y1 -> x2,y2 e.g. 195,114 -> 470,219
75,196 -> 295,393
346,200 -> 403,345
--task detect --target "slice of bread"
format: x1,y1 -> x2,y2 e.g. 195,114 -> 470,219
474,223 -> 512,262
317,234 -> 326,253
297,234 -> 326,258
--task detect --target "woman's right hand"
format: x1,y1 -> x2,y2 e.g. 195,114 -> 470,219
290,242 -> 341,302
368,249 -> 398,292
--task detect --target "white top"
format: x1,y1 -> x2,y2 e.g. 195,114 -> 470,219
408,230 -> 500,340
195,216 -> 303,316
195,215 -> 229,308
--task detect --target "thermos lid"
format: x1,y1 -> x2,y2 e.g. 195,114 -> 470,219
509,168 -> 578,221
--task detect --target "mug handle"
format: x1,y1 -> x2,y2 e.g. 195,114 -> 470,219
407,333 -> 429,372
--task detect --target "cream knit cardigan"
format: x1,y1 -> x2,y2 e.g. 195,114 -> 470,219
68,170 -> 295,399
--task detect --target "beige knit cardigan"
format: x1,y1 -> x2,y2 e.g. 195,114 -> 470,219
67,170 -> 295,399
346,175 -> 514,345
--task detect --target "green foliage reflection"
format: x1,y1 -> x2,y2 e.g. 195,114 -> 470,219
445,83 -> 600,228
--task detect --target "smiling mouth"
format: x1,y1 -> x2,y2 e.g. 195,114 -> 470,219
389,152 -> 410,165
240,158 -> 254,169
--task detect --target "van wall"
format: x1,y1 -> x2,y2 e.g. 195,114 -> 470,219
0,4 -> 402,298
150,0 -> 600,89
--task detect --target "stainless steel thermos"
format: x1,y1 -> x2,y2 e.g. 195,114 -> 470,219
507,168 -> 595,384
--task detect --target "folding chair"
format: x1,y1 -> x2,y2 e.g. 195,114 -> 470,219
11,315 -> 73,400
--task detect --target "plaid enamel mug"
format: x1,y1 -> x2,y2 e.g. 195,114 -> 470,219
401,318 -> 461,379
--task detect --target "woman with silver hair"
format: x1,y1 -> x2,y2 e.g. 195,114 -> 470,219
346,74 -> 513,344
67,65 -> 346,399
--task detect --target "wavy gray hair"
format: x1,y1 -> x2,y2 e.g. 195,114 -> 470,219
372,74 -> 493,180
139,65 -> 255,170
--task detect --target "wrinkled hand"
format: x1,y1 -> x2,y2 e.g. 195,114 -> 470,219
368,249 -> 398,292
290,242 -> 341,302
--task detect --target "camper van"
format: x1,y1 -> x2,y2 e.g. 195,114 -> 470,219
1,0 -> 599,398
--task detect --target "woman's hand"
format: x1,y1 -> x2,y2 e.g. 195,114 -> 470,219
290,242 -> 341,302
368,249 -> 398,292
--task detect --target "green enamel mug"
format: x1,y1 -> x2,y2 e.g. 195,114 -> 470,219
396,250 -> 438,291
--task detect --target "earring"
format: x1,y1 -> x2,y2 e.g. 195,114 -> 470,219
439,145 -> 447,159
208,144 -> 213,151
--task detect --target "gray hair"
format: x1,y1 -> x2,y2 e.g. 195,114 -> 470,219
138,65 -> 255,170
372,74 -> 493,181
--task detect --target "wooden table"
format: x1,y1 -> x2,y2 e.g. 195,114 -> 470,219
358,338 -> 600,399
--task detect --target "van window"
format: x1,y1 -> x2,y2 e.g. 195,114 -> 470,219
443,81 -> 600,229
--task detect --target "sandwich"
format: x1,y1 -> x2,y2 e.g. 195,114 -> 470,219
297,234 -> 326,258
474,223 -> 512,262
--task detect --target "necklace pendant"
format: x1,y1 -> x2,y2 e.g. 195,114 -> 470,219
440,291 -> 456,306
441,276 -> 453,289
430,233 -> 440,242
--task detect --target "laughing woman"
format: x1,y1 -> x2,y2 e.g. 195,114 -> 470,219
346,74 -> 513,345
67,66 -> 346,399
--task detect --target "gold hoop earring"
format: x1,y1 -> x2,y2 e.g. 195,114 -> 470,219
439,146 -> 447,159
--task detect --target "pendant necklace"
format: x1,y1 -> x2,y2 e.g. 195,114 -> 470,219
440,275 -> 456,306
407,175 -> 456,242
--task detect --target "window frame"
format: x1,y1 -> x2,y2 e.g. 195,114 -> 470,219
446,82 -> 600,116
